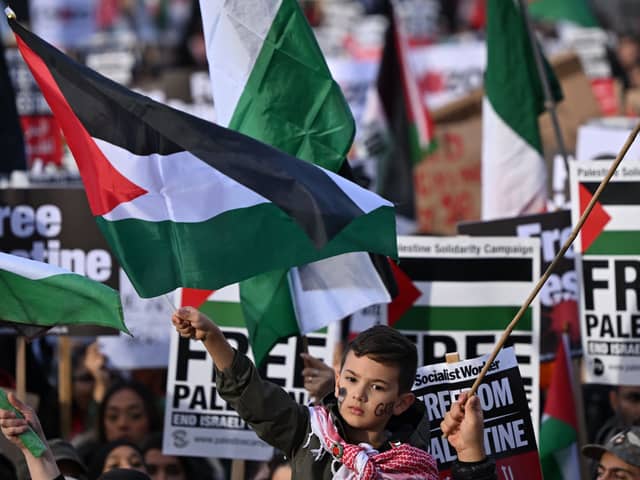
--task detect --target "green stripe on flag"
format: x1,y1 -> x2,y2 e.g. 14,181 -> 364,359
586,231 -> 640,255
200,301 -> 245,328
539,416 -> 577,457
394,306 -> 532,331
98,204 -> 396,298
0,270 -> 126,332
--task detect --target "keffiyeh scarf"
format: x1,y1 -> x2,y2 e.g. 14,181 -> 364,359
305,405 -> 438,479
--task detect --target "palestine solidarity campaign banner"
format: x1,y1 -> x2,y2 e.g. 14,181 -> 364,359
413,347 -> 542,479
570,160 -> 640,385
394,236 -> 541,431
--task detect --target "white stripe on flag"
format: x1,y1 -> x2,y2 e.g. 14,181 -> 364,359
0,251 -> 72,280
208,284 -> 240,302
482,97 -> 547,220
96,139 -> 270,222
600,205 -> 640,231
200,0 -> 282,127
412,281 -> 530,307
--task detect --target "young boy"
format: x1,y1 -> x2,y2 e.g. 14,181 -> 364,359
173,307 -> 496,479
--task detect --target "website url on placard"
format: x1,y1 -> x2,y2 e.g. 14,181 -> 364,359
193,436 -> 265,447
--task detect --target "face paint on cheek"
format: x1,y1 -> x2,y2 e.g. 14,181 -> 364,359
374,402 -> 395,417
338,387 -> 347,407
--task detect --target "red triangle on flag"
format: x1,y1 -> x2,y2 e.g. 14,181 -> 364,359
181,288 -> 214,308
388,260 -> 421,326
578,183 -> 610,253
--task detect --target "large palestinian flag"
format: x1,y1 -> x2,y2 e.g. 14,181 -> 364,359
7,14 -> 397,299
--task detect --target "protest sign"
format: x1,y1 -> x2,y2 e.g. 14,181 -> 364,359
5,47 -> 63,167
570,160 -> 640,385
576,119 -> 640,162
395,236 -> 540,431
408,40 -> 486,110
458,211 -> 579,361
163,284 -> 336,460
30,0 -> 97,50
414,347 -> 542,479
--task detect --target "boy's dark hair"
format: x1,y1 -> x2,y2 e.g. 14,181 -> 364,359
341,325 -> 417,393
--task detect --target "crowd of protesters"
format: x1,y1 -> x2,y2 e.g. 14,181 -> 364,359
2,0 -> 640,479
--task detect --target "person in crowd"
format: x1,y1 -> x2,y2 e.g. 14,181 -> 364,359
98,381 -> 161,446
97,470 -> 151,480
72,342 -> 118,440
0,391 -> 67,480
87,439 -> 147,480
16,438 -> 88,480
172,306 -> 496,479
141,432 -> 219,480
583,426 -> 640,479
75,380 -> 161,464
595,386 -> 640,445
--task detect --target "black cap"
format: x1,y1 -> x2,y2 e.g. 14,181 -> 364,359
582,426 -> 640,468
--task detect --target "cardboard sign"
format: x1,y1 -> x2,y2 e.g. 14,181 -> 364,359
394,236 -> 541,434
458,211 -> 579,361
163,285 -> 336,460
413,347 -> 542,479
570,160 -> 640,385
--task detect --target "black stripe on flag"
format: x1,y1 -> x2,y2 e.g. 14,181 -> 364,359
399,257 -> 533,282
581,181 -> 640,205
10,19 -> 369,249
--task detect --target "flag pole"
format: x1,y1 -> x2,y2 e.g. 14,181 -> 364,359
468,120 -> 640,397
563,327 -> 589,479
518,0 -> 569,178
15,337 -> 26,402
58,336 -> 72,439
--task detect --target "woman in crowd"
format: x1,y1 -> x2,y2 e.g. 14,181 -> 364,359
87,439 -> 148,480
75,380 -> 161,465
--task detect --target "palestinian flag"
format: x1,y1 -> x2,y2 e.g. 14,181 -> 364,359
571,161 -> 640,255
482,0 -> 562,220
539,333 -> 581,479
8,14 -> 397,299
0,251 -> 127,335
198,0 -> 393,365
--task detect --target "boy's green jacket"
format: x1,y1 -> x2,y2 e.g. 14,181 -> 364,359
216,351 -> 496,479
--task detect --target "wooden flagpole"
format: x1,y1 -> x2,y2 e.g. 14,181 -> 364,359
15,337 -> 26,402
58,336 -> 72,439
468,121 -> 640,397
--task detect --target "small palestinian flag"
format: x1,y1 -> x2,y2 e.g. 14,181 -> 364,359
0,251 -> 127,335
